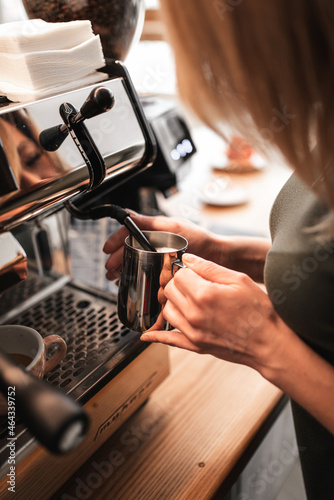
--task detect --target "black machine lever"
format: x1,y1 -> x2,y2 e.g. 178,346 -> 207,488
39,86 -> 115,191
38,87 -> 114,188
60,102 -> 107,190
38,124 -> 68,152
39,87 -> 115,152
72,86 -> 115,123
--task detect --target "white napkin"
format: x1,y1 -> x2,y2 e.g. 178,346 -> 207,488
0,72 -> 108,102
0,19 -> 95,53
0,19 -> 107,102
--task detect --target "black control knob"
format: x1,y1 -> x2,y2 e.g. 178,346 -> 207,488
74,87 -> 115,123
39,124 -> 69,152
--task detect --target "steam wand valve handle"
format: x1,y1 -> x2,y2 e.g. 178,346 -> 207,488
71,87 -> 115,124
39,124 -> 69,152
60,102 -> 107,190
39,87 -> 115,152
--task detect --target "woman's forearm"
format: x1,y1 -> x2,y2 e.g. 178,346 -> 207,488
260,323 -> 334,434
207,234 -> 271,282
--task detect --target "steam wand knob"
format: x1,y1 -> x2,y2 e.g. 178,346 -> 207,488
72,87 -> 115,123
39,124 -> 68,152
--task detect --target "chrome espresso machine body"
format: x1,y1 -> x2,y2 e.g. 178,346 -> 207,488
0,61 -> 169,499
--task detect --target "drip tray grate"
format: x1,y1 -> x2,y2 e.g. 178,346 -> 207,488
0,278 -> 141,467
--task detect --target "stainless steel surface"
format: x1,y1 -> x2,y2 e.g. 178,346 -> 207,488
118,231 -> 187,332
0,61 -> 158,470
0,272 -> 142,471
0,232 -> 27,294
0,77 -> 146,232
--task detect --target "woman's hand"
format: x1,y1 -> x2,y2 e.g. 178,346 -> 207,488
103,210 -> 271,282
141,253 -> 285,372
141,253 -> 334,435
103,211 -> 214,281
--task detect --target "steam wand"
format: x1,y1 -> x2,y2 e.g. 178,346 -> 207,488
67,202 -> 157,252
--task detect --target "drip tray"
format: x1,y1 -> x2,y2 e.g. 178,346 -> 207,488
0,275 -> 143,471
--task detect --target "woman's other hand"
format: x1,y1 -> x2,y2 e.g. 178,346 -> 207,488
103,211 -> 213,281
141,252 -> 334,435
140,253 -> 286,373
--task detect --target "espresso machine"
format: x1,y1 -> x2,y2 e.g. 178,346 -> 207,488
0,61 -> 170,499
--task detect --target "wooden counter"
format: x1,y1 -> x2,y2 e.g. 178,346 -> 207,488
54,349 -> 283,500
53,127 -> 291,499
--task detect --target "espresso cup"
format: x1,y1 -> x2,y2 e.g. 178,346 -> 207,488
118,231 -> 188,333
0,325 -> 67,414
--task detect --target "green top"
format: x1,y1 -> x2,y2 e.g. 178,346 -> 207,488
264,174 -> 334,499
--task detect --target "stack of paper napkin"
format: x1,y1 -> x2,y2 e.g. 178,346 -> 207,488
0,19 -> 107,102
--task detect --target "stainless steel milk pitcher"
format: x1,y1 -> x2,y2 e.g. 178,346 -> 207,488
118,231 -> 188,333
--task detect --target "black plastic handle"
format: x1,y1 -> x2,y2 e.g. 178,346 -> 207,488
0,348 -> 89,454
77,87 -> 115,122
39,124 -> 68,152
38,86 -> 115,152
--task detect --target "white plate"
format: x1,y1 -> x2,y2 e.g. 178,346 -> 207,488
198,179 -> 249,207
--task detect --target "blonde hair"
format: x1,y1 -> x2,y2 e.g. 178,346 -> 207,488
160,0 -> 334,233
0,112 -> 68,206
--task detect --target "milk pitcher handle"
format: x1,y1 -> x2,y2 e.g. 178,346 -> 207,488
171,259 -> 186,275
167,259 -> 186,332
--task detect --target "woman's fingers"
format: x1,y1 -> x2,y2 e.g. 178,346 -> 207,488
140,329 -> 201,352
105,268 -> 122,281
182,253 -> 244,285
103,226 -> 128,254
103,226 -> 129,282
164,275 -> 189,304
162,290 -> 191,329
105,245 -> 124,275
